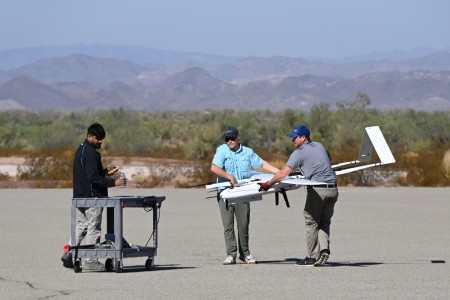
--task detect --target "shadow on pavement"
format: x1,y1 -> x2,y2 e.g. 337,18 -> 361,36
121,264 -> 197,273
258,258 -> 384,267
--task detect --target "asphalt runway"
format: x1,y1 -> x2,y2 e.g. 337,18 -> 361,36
0,187 -> 449,299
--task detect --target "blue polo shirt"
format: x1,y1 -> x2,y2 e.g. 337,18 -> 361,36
212,144 -> 264,184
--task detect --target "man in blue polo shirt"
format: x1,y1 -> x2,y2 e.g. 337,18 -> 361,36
211,126 -> 279,265
259,125 -> 338,267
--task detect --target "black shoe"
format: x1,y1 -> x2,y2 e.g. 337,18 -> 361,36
314,250 -> 330,267
296,257 -> 317,266
61,252 -> 74,269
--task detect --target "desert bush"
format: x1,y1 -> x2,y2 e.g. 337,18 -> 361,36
17,148 -> 73,181
396,142 -> 450,186
1,95 -> 449,186
0,171 -> 10,180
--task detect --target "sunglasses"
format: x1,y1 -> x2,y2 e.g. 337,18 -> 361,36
224,137 -> 237,142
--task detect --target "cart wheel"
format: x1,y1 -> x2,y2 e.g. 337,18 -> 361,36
114,260 -> 122,273
145,258 -> 154,271
105,258 -> 113,272
73,260 -> 82,273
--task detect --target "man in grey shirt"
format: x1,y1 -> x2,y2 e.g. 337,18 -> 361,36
259,125 -> 338,266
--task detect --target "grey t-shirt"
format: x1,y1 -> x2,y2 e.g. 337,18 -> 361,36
286,141 -> 336,183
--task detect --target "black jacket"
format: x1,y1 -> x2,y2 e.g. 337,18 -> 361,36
73,140 -> 115,198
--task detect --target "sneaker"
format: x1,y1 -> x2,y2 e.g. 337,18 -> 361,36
314,250 -> 330,267
61,252 -> 73,269
239,255 -> 257,264
223,256 -> 236,265
296,257 -> 317,266
83,260 -> 105,271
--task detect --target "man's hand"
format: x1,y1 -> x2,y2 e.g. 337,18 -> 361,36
258,182 -> 271,192
115,177 -> 126,187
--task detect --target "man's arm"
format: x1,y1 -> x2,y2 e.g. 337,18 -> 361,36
84,150 -> 115,188
268,165 -> 293,186
262,161 -> 280,174
211,164 -> 237,184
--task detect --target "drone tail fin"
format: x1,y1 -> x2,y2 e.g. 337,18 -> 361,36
333,126 -> 395,175
358,126 -> 395,165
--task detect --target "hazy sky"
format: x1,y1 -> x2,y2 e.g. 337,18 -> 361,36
1,0 -> 449,58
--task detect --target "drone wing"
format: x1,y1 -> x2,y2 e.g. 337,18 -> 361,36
218,173 -> 326,205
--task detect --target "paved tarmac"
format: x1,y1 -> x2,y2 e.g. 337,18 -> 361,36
0,187 -> 449,299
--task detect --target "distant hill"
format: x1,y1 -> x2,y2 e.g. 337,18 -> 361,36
0,45 -> 450,111
1,45 -> 449,69
0,76 -> 85,110
6,54 -> 147,85
0,45 -> 240,70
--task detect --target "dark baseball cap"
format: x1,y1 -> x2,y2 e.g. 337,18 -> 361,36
223,126 -> 239,138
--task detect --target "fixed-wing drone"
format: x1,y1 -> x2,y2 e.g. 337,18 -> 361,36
206,126 -> 395,206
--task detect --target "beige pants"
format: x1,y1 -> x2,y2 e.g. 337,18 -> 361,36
75,207 -> 103,245
303,187 -> 338,259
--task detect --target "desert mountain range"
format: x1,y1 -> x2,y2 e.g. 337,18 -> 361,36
0,45 -> 449,111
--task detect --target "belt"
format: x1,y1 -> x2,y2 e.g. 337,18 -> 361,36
309,184 -> 337,188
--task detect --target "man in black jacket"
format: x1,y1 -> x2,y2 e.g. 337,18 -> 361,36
70,123 -> 125,271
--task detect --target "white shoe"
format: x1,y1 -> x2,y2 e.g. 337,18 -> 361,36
223,256 -> 236,265
239,255 -> 257,264
83,260 -> 105,271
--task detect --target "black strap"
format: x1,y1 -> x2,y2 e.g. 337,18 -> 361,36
310,184 -> 337,188
275,188 -> 290,208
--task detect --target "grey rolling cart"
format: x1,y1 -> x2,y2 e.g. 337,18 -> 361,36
68,195 -> 165,273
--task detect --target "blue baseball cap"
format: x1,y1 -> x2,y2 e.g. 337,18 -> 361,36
287,125 -> 310,139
